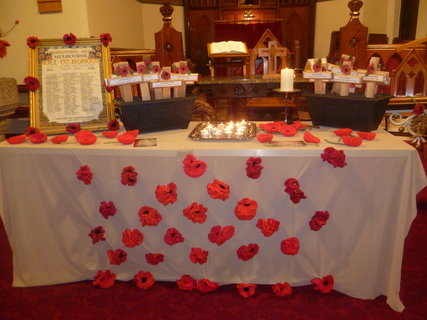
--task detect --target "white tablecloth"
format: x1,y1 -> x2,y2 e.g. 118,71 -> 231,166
0,122 -> 425,312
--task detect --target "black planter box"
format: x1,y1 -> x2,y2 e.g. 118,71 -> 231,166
303,92 -> 393,132
115,95 -> 197,133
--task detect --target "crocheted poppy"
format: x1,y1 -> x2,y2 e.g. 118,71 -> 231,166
76,165 -> 93,185
256,218 -> 280,237
26,36 -> 39,48
138,206 -> 162,226
245,157 -> 264,179
279,125 -> 297,137
102,131 -> 119,138
107,119 -> 120,131
77,132 -> 97,145
272,282 -> 292,297
303,131 -> 320,144
155,182 -> 178,205
99,201 -> 117,219
6,134 -> 27,144
66,123 -> 80,133
88,226 -> 106,244
207,179 -> 230,201
256,133 -> 273,143
116,133 -> 136,145
50,135 -> 69,144
23,77 -> 40,91
259,122 -> 281,133
122,228 -> 144,248
164,227 -> 185,245
311,275 -> 334,293
321,147 -> 347,168
74,130 -> 92,138
234,197 -> 258,220
29,133 -> 47,144
333,128 -> 353,136
177,275 -> 197,291
208,225 -> 235,246
182,154 -> 207,178
107,249 -> 127,265
357,132 -> 376,141
134,271 -> 154,290
24,126 -> 39,136
190,247 -> 209,264
63,32 -> 77,46
93,269 -> 116,288
342,135 -> 362,147
280,237 -> 300,255
237,283 -> 257,298
237,243 -> 259,261
413,104 -> 426,115
183,202 -> 208,224
196,279 -> 219,293
121,166 -> 138,186
309,211 -> 330,231
100,33 -> 112,46
145,253 -> 164,265
284,178 -> 306,204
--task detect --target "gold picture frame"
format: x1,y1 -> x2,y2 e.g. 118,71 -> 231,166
29,37 -> 114,134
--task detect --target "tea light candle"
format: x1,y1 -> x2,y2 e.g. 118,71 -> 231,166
224,131 -> 233,139
235,132 -> 243,139
213,131 -> 222,139
217,123 -> 226,130
280,68 -> 294,91
200,129 -> 209,139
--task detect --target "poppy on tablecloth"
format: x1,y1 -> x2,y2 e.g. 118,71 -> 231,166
134,271 -> 155,290
155,182 -> 178,205
208,225 -> 235,246
183,202 -> 208,223
138,206 -> 162,227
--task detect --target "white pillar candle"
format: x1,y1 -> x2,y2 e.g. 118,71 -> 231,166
280,68 -> 294,91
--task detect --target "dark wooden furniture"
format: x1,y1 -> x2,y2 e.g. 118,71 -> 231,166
184,0 -> 316,76
197,74 -> 312,120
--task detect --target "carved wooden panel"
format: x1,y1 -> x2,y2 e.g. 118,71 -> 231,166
279,5 -> 312,69
184,0 -> 315,75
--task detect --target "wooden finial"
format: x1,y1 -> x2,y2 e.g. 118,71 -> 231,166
160,0 -> 173,23
348,0 -> 363,18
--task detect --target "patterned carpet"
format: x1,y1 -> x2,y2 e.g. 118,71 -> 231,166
0,146 -> 426,320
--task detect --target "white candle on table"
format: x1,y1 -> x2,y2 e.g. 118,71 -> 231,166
280,68 -> 294,91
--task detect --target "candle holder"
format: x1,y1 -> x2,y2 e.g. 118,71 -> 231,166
272,89 -> 301,124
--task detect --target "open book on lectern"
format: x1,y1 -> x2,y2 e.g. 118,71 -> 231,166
209,41 -> 248,55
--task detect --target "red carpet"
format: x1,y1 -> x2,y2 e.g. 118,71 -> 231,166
1,147 -> 427,319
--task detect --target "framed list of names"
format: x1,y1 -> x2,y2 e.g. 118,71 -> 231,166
29,37 -> 114,134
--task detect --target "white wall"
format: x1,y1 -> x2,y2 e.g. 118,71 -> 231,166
86,0 -> 145,49
416,0 -> 427,39
0,0 -> 90,82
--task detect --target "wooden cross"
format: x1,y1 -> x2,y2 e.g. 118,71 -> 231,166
258,41 -> 288,75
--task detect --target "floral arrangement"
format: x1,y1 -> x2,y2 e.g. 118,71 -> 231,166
0,19 -> 19,59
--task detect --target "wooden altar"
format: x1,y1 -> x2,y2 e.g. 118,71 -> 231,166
184,0 -> 315,75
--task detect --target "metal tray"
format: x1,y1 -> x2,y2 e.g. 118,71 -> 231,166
188,121 -> 257,140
